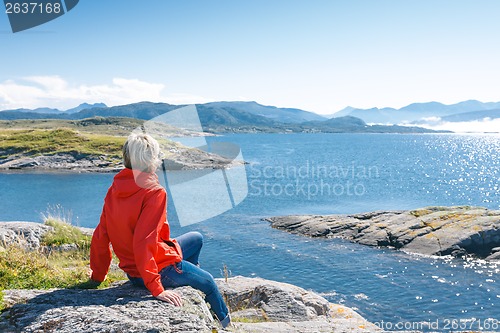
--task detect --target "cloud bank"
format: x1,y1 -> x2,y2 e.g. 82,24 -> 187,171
405,117 -> 500,133
0,76 -> 212,111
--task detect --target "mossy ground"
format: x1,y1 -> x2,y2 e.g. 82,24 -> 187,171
0,128 -> 125,160
0,117 -> 199,137
0,117 -> 145,136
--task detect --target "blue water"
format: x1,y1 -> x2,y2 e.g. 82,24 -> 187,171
1,133 -> 499,330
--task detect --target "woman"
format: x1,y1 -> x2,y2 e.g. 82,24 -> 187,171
90,133 -> 231,328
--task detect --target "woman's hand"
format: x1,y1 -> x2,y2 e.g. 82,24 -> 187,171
156,290 -> 183,306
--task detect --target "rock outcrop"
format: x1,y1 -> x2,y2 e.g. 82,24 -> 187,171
0,277 -> 380,333
0,282 -> 214,333
0,221 -> 381,332
267,206 -> 500,260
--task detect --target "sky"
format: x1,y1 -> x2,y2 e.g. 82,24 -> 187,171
1,0 -> 500,117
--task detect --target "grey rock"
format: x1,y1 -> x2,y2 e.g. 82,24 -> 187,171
491,246 -> 500,253
0,153 -> 121,173
0,221 -> 92,250
0,222 -> 53,249
216,276 -> 381,332
268,206 -> 500,259
485,251 -> 500,261
8,158 -> 39,168
43,243 -> 79,252
0,281 -> 214,333
163,146 -> 245,171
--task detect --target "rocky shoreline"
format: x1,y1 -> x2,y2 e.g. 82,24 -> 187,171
0,149 -> 243,173
267,206 -> 500,260
0,221 -> 381,333
0,153 -> 122,173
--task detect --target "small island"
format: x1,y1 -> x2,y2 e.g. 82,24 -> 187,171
0,117 -> 238,172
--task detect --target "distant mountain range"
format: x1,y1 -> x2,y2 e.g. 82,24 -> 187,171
9,103 -> 107,115
0,101 -> 447,133
332,100 -> 500,124
440,108 -> 500,122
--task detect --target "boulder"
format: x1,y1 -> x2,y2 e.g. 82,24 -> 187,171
0,222 -> 53,249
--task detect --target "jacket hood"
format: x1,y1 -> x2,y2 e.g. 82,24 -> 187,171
112,168 -> 162,197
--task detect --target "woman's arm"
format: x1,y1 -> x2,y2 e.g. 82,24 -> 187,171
132,188 -> 169,297
90,209 -> 112,282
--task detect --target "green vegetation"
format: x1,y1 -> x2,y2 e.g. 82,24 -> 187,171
0,117 -> 205,137
0,217 -> 126,293
42,218 -> 91,248
0,290 -> 4,312
0,128 -> 125,159
409,209 -> 434,218
232,316 -> 268,323
0,117 -> 144,136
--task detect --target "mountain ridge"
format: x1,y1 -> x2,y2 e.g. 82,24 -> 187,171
332,99 -> 500,124
0,101 -> 448,134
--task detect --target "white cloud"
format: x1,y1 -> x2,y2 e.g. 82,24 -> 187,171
412,118 -> 500,133
420,116 -> 442,122
0,76 -> 212,111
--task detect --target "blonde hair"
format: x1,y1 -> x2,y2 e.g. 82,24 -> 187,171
123,133 -> 161,172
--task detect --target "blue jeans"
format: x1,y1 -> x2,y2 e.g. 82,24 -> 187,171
129,231 -> 230,326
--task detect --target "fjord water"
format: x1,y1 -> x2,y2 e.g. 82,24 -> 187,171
1,133 -> 499,329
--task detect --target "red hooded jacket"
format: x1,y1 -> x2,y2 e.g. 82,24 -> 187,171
90,168 -> 183,297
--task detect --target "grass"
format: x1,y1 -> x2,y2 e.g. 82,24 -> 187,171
42,218 -> 91,248
0,118 -> 144,136
0,128 -> 125,160
0,291 -> 4,312
0,215 -> 126,297
232,316 -> 268,323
